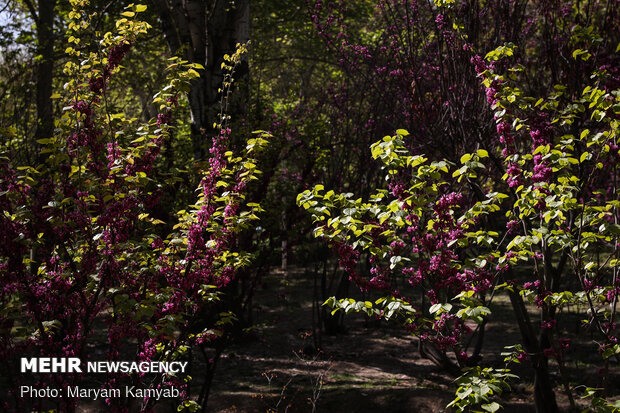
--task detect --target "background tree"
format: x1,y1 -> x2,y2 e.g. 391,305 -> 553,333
150,0 -> 250,159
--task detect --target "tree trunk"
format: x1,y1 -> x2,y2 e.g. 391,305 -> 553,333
34,0 -> 57,156
507,288 -> 559,413
152,0 -> 250,159
322,269 -> 349,335
418,340 -> 462,376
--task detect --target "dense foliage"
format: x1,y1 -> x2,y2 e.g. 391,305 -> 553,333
0,0 -> 618,412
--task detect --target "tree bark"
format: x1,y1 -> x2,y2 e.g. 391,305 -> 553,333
507,288 -> 559,413
34,0 -> 57,152
151,0 -> 250,159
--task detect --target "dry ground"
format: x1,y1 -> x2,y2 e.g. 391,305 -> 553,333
63,266 -> 617,412
204,267 -> 612,412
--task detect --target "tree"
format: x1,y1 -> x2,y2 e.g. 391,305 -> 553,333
0,4 -> 265,411
24,0 -> 57,146
298,1 -> 618,411
151,0 -> 250,159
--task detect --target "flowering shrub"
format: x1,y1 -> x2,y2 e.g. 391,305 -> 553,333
300,4 -> 619,412
475,35 -> 619,412
306,0 -> 619,196
298,131 -> 502,372
0,2 -> 266,412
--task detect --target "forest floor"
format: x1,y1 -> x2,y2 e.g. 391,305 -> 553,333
204,266 -> 612,413
66,266 -> 617,412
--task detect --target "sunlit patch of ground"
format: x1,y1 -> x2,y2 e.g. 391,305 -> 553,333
205,266 -> 616,412
68,266 -> 617,412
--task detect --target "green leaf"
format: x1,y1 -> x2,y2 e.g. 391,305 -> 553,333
482,402 -> 501,412
457,387 -> 472,399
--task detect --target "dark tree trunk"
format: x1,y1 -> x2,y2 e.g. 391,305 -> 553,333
322,269 -> 349,335
508,288 -> 559,413
34,0 -> 57,153
418,340 -> 462,376
151,0 -> 250,159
